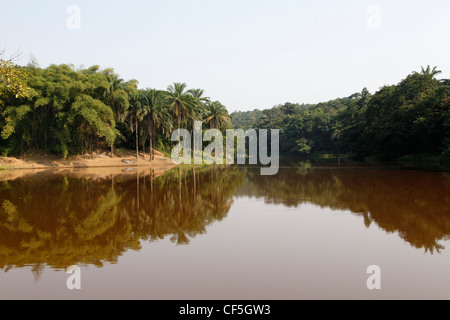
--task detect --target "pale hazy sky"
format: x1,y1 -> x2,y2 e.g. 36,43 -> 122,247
1,0 -> 449,112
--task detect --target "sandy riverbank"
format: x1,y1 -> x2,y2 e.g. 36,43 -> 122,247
0,150 -> 178,181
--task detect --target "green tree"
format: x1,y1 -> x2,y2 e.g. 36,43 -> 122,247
166,82 -> 196,129
140,89 -> 173,160
204,101 -> 231,129
0,53 -> 30,106
122,91 -> 145,160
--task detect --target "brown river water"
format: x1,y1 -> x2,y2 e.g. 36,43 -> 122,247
0,164 -> 449,299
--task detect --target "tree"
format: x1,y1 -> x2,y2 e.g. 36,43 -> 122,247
420,65 -> 442,78
102,70 -> 138,157
68,95 -> 118,159
0,52 -> 30,106
166,83 -> 196,129
122,91 -> 145,160
204,101 -> 231,129
140,89 -> 172,160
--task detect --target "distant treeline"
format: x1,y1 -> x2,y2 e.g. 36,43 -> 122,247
0,57 -> 231,159
231,67 -> 450,164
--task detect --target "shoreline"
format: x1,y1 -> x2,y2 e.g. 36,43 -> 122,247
0,151 -> 178,181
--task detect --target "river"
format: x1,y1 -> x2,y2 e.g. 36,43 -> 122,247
0,163 -> 449,299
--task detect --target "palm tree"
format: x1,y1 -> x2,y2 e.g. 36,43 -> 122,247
102,70 -> 132,121
188,88 -> 210,124
166,83 -> 196,129
188,88 -> 210,105
140,89 -> 173,160
409,66 -> 442,97
204,101 -> 231,129
122,91 -> 145,160
103,70 -> 139,157
420,66 -> 442,78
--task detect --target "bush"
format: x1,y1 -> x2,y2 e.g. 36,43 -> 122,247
115,148 -> 124,157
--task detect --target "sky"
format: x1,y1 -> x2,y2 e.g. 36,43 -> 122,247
1,0 -> 449,112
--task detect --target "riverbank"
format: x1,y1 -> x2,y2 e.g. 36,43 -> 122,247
0,150 -> 178,181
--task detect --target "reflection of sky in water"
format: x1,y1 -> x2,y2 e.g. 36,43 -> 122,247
0,167 -> 449,299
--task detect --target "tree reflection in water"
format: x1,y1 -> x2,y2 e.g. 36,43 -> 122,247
0,164 -> 449,279
0,166 -> 242,276
239,166 -> 450,254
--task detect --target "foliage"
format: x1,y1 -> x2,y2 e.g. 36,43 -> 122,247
0,63 -> 231,157
0,56 -> 30,105
231,67 -> 450,163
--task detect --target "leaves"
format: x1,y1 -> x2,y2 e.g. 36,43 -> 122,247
230,67 -> 449,161
0,59 -> 30,106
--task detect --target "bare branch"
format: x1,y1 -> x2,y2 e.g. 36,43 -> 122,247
0,47 -> 23,63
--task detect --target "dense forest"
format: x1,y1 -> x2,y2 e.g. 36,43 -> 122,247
1,54 -> 449,166
232,67 -> 450,165
0,55 -> 232,159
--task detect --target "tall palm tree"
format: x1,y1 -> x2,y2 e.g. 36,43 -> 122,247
102,70 -> 132,121
204,101 -> 231,129
140,89 -> 173,160
166,83 -> 196,129
188,88 -> 210,126
103,70 -> 139,157
122,91 -> 145,160
188,88 -> 210,105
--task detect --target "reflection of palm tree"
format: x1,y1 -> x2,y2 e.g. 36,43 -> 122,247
205,194 -> 233,221
32,264 -> 45,283
3,166 -> 449,276
363,212 -> 372,228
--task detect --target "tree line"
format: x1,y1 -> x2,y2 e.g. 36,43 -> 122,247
231,67 -> 450,165
2,57 -> 449,165
0,57 -> 232,159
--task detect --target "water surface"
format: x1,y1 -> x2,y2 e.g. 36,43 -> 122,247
0,164 -> 449,299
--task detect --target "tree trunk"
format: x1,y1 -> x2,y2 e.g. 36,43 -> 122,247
149,133 -> 153,162
136,120 -> 139,160
152,129 -> 156,160
142,138 -> 146,161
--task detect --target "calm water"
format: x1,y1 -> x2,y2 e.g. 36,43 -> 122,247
0,164 -> 449,300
